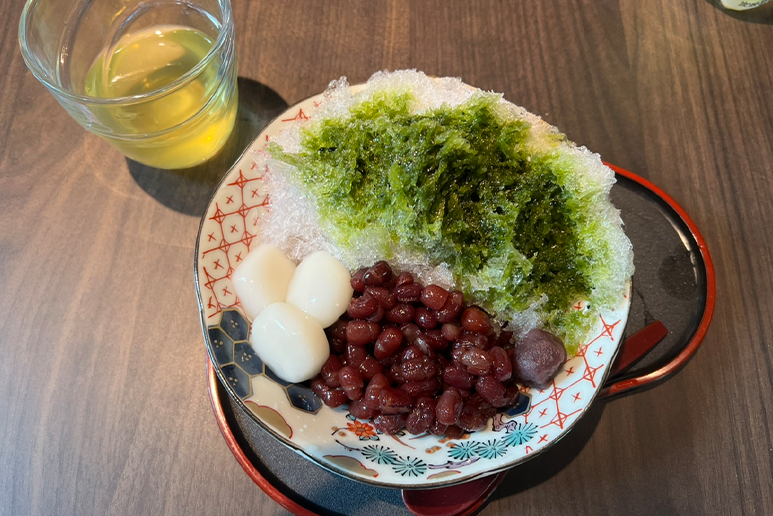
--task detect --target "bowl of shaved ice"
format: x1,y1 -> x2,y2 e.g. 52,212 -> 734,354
196,70 -> 633,488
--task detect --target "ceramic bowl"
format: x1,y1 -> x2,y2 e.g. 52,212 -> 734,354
195,86 -> 631,489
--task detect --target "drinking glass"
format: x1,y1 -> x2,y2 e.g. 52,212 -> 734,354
19,0 -> 238,169
720,0 -> 771,9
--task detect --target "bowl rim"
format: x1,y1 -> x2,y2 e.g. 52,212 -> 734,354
194,84 -> 633,489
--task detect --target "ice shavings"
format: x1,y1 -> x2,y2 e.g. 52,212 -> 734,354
254,70 -> 633,353
257,152 -> 458,292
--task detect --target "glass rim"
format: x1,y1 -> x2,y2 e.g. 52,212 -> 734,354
17,0 -> 234,106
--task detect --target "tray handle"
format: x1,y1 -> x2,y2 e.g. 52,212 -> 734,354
599,163 -> 716,398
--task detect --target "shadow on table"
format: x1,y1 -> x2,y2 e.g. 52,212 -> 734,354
488,398 -> 608,503
127,77 -> 288,216
702,0 -> 773,24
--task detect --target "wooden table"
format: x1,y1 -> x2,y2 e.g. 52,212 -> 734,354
2,1 -> 772,514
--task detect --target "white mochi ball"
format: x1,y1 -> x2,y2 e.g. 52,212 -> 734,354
250,302 -> 330,383
232,244 -> 296,320
286,251 -> 354,328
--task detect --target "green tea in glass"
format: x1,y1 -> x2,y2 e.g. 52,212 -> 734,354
19,0 -> 238,169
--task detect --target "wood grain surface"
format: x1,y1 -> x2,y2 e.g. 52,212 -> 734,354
2,0 -> 772,515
